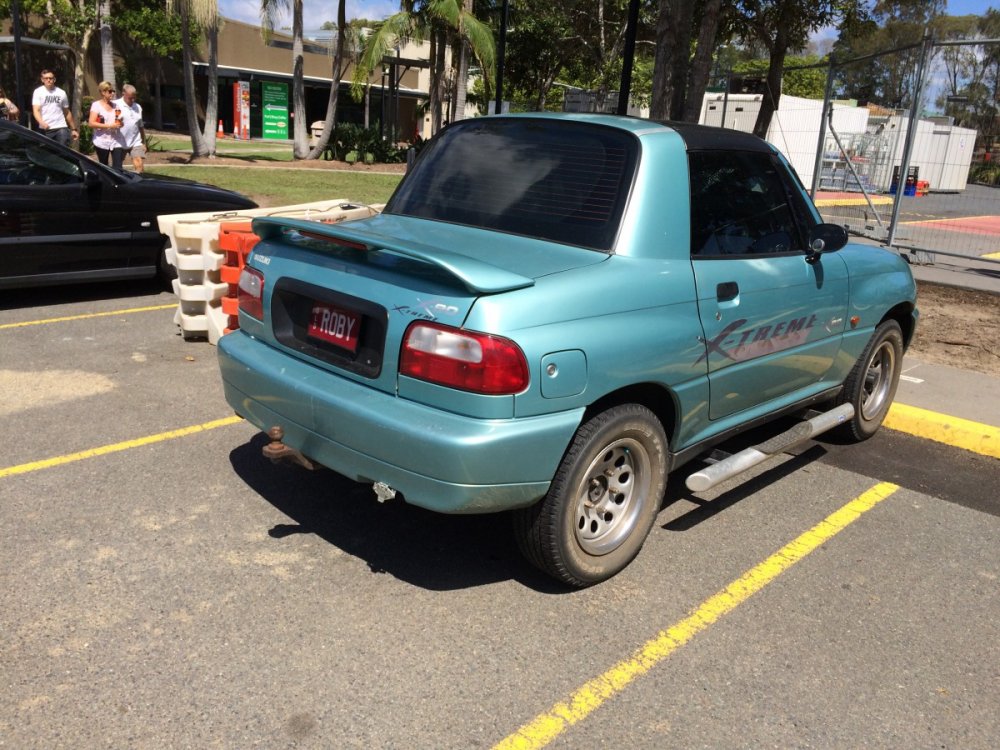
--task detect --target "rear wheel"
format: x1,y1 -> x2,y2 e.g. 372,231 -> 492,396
836,319 -> 903,441
514,404 -> 668,587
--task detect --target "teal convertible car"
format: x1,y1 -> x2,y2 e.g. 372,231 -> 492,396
218,113 -> 918,586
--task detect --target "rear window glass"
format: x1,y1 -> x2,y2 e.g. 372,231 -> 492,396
385,119 -> 638,251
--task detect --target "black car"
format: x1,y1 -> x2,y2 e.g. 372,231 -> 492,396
0,120 -> 257,289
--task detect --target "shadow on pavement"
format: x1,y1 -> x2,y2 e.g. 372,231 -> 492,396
0,278 -> 168,310
228,432 -> 567,593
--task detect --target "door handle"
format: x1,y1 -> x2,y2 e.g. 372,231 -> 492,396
716,281 -> 739,302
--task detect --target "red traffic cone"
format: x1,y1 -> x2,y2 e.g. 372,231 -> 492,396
217,119 -> 225,138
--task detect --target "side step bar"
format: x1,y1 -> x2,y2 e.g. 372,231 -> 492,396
685,403 -> 855,492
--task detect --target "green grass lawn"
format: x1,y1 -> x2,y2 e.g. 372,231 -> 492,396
146,166 -> 403,207
149,134 -> 294,161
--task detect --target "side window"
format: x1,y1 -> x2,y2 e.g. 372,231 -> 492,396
0,130 -> 82,186
689,150 -> 808,258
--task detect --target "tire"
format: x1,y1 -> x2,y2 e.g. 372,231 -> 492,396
514,404 -> 668,587
836,319 -> 903,441
157,240 -> 178,291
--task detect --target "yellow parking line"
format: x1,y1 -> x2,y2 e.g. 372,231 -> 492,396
901,214 -> 995,226
886,403 -> 1000,459
494,482 -> 900,750
813,197 -> 893,207
0,303 -> 176,330
0,416 -> 243,479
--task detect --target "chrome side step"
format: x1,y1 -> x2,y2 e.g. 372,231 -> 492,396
685,403 -> 855,492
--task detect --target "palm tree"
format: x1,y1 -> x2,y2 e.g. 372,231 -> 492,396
260,0 -> 310,158
171,0 -> 222,157
306,0 -> 351,160
434,0 -> 493,122
352,0 -> 494,137
99,0 -> 115,85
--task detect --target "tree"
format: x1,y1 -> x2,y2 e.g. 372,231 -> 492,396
352,0 -> 494,136
495,0 -> 656,114
682,0 -> 726,122
261,0 -> 309,158
931,10 -> 1000,150
305,0 -> 350,160
99,1 -> 115,84
497,0 -> 577,111
170,0 -> 221,157
9,0 -> 106,129
436,0 -> 495,120
114,2 -> 185,129
650,0 -> 733,122
733,54 -> 827,99
735,0 -> 867,138
650,0 -> 695,120
563,0 -> 655,111
833,0 -> 944,108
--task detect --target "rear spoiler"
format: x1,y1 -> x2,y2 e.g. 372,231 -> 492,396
252,217 -> 535,295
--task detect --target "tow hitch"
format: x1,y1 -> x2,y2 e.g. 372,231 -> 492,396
262,425 -> 315,470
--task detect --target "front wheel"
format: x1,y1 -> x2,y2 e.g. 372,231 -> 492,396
514,404 -> 668,587
836,319 -> 903,441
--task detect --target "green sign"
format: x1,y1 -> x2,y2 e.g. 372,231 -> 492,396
261,82 -> 289,140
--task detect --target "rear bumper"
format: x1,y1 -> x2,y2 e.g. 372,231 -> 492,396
218,332 -> 584,513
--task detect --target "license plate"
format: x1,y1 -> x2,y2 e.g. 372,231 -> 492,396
307,302 -> 361,352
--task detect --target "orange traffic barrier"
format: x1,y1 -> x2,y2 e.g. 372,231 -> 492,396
218,221 -> 260,334
916,180 -> 930,197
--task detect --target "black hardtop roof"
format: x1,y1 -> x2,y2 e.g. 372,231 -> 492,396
439,113 -> 775,153
657,120 -> 775,152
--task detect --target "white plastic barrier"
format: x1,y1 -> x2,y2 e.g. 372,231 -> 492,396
157,200 -> 383,344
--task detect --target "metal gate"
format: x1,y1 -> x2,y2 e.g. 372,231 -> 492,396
803,34 -> 1000,270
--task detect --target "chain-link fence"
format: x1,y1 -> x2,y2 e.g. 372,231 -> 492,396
808,36 -> 1000,268
707,35 -> 1000,269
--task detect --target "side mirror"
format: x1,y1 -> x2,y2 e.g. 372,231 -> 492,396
83,166 -> 101,188
808,223 -> 848,254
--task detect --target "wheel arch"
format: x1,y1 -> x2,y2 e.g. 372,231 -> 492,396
582,382 -> 679,447
881,301 -> 917,350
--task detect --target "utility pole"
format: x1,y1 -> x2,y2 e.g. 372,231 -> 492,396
494,0 -> 509,114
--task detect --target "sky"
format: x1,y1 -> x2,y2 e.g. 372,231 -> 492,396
219,0 -> 993,30
219,0 -> 397,30
218,0 -> 988,113
946,0 -> 993,15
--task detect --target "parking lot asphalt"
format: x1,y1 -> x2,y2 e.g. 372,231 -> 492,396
817,183 -> 1000,293
1,285 -> 998,749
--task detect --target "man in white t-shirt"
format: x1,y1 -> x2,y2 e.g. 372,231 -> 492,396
115,84 -> 147,173
31,69 -> 78,147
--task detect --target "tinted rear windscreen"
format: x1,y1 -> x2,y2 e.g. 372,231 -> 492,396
386,119 -> 638,251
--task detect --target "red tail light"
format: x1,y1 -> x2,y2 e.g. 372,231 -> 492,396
400,322 -> 529,395
237,266 -> 265,320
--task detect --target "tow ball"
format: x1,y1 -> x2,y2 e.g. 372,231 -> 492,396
262,425 -> 315,470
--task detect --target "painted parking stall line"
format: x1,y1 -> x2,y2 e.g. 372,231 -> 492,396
0,416 -> 242,479
0,303 -> 176,330
887,403 -> 1000,459
494,482 -> 901,750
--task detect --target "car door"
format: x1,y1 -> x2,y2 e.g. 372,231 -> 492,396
689,148 -> 849,420
0,125 -> 140,287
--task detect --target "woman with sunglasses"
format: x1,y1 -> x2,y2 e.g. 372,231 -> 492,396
88,81 -> 126,169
